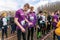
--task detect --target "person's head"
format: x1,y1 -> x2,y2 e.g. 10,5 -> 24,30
54,10 -> 59,15
30,6 -> 34,11
51,12 -> 54,16
23,3 -> 30,11
59,17 -> 60,20
39,11 -> 43,15
1,12 -> 7,17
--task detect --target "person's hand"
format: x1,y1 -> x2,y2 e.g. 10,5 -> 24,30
7,26 -> 10,29
28,22 -> 33,26
48,23 -> 50,24
2,27 -> 4,29
21,27 -> 25,32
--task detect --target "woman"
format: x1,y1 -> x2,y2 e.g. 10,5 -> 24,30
27,6 -> 37,40
2,12 -> 8,40
52,10 -> 59,40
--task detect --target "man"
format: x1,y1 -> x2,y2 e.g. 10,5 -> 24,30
14,3 -> 32,40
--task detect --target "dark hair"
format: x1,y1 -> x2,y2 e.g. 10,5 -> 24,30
24,3 -> 30,8
39,11 -> 43,13
59,17 -> 60,20
54,10 -> 58,13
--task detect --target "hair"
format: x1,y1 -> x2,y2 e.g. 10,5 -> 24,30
39,11 -> 43,13
54,10 -> 58,14
24,3 -> 30,8
30,6 -> 34,9
59,17 -> 60,20
1,12 -> 7,17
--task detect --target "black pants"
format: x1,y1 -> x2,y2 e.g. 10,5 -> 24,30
2,25 -> 8,40
27,27 -> 34,40
53,27 -> 56,40
47,22 -> 51,33
11,24 -> 16,34
17,29 -> 26,40
41,23 -> 46,35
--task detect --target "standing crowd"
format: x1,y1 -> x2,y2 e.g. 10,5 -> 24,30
0,3 -> 60,40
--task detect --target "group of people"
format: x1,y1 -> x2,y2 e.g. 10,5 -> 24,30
0,3 -> 60,40
0,12 -> 16,40
15,3 -> 60,40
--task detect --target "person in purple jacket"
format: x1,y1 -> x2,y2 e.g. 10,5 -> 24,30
52,10 -> 59,40
14,3 -> 33,40
27,6 -> 37,40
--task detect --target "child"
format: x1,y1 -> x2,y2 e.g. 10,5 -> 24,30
27,6 -> 37,40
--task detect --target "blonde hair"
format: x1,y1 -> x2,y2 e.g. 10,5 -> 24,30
1,12 -> 7,17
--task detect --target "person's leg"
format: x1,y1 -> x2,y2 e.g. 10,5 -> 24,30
11,25 -> 15,34
57,36 -> 60,40
53,31 -> 56,40
2,29 -> 4,40
44,23 -> 46,35
11,25 -> 13,34
37,24 -> 42,39
27,28 -> 31,40
17,29 -> 21,40
5,26 -> 8,38
31,27 -> 34,40
46,24 -> 49,33
22,32 -> 26,40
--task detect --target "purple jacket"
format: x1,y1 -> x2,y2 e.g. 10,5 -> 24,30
27,12 -> 37,28
52,14 -> 58,27
15,9 -> 27,29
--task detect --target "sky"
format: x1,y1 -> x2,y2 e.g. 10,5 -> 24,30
0,0 -> 60,11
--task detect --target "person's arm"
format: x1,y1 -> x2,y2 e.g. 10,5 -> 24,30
14,11 -> 25,32
56,22 -> 60,28
25,14 -> 33,26
54,19 -> 57,23
14,18 -> 25,32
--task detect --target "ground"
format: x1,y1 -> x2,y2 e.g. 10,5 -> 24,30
0,27 -> 58,40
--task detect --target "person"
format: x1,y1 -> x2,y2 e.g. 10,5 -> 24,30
37,11 -> 46,38
14,3 -> 33,40
27,6 -> 37,40
2,12 -> 8,40
55,27 -> 60,40
47,12 -> 52,33
37,11 -> 42,39
52,10 -> 59,40
0,16 -> 3,31
10,16 -> 16,35
56,17 -> 60,28
55,17 -> 60,40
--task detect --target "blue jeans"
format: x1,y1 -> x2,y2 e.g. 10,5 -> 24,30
57,36 -> 60,40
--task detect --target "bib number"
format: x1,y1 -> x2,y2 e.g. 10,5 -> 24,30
21,20 -> 25,25
30,16 -> 34,20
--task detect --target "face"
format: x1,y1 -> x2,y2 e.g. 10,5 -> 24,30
57,10 -> 60,15
30,7 -> 34,11
51,12 -> 54,16
24,6 -> 29,11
